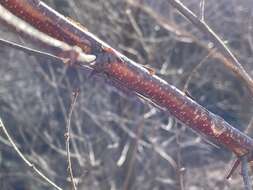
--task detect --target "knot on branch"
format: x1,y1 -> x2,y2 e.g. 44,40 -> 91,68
92,50 -> 121,73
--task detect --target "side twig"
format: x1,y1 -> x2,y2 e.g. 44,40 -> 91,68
1,0 -> 253,171
127,0 -> 253,97
241,154 -> 252,190
167,0 -> 253,94
183,49 -> 216,92
0,118 -> 63,190
122,121 -> 144,190
0,38 -> 64,62
175,122 -> 185,190
65,89 -> 80,190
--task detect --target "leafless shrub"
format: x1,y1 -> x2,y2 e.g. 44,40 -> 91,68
0,0 -> 252,189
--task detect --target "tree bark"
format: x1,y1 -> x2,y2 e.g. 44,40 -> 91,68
1,0 -> 253,161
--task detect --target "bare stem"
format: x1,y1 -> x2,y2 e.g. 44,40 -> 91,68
241,155 -> 252,190
2,0 -> 253,164
65,89 -> 80,190
0,38 -> 64,61
183,49 -> 216,92
167,0 -> 253,94
122,121 -> 144,190
0,118 -> 62,190
175,123 -> 185,190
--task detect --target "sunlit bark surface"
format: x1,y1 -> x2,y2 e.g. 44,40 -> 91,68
1,0 -> 253,160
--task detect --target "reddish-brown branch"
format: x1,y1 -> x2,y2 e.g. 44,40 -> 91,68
128,0 -> 253,95
1,0 -> 253,162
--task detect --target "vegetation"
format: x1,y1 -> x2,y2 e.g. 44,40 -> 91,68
0,0 -> 253,189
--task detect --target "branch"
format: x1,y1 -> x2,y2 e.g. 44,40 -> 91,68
166,0 -> 253,94
127,0 -> 253,95
0,4 -> 96,65
241,155 -> 252,190
0,38 -> 64,61
65,89 -> 79,190
0,118 -> 63,190
1,0 -> 253,168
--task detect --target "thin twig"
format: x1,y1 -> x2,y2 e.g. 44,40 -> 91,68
226,158 -> 240,179
122,121 -> 144,190
175,122 -> 185,190
65,89 -> 80,190
0,118 -> 62,190
199,0 -> 205,21
0,4 -> 96,64
2,0 -> 253,162
128,0 -> 253,95
245,117 -> 253,135
167,0 -> 253,94
183,49 -> 216,92
241,154 -> 252,190
0,38 -> 64,62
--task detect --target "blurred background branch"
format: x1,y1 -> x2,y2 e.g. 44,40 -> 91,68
0,0 -> 252,189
